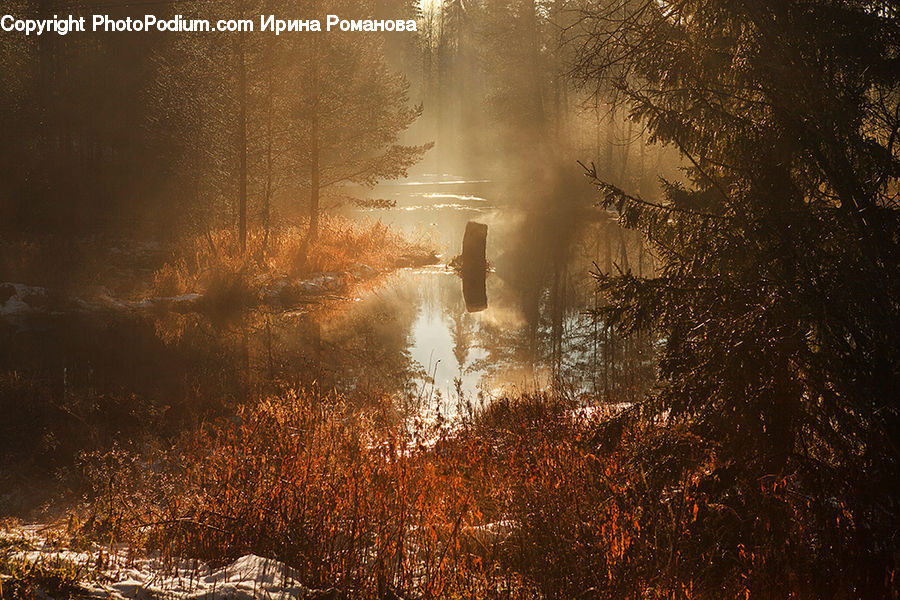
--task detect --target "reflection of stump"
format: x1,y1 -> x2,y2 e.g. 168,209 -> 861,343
462,221 -> 488,312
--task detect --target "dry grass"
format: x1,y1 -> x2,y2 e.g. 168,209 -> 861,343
72,387 -> 894,599
70,390 -> 661,599
147,217 -> 437,300
0,537 -> 90,600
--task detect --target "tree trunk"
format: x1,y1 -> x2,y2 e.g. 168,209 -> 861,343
307,41 -> 321,242
606,107 -> 616,179
526,0 -> 545,126
237,28 -> 248,256
263,28 -> 274,255
309,113 -> 320,241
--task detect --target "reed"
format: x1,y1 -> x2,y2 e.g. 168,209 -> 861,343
147,217 -> 436,301
74,385 -> 878,599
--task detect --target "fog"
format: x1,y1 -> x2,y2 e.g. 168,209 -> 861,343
0,0 -> 669,507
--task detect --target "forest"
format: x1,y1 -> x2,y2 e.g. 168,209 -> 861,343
0,0 -> 898,598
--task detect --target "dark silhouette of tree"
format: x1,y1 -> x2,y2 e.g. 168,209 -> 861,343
573,0 -> 899,594
0,0 -> 168,243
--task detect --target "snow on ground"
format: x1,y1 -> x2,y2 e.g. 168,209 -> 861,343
0,283 -> 48,317
2,526 -> 339,599
460,520 -> 517,550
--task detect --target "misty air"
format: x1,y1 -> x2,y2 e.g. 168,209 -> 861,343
0,1 -> 898,598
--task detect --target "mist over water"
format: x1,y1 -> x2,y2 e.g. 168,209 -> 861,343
0,0 -> 668,515
0,170 -> 649,474
339,166 -> 653,409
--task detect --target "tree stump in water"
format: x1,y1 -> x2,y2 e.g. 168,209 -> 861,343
462,221 -> 488,312
462,221 -> 488,272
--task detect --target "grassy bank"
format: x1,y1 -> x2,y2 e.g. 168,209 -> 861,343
147,217 -> 437,303
1,216 -> 436,306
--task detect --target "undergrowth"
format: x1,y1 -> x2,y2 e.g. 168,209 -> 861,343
69,387 -> 894,599
0,537 -> 89,600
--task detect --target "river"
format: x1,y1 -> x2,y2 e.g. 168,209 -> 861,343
342,173 -> 653,414
0,172 -> 654,513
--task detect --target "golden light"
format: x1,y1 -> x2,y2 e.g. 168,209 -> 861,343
419,0 -> 442,15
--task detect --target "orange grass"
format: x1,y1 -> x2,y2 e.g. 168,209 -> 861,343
75,390 -> 877,599
147,216 -> 436,299
75,391 -> 655,599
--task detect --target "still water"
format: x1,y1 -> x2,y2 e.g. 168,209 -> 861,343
343,173 -> 650,410
0,173 -> 653,477
1,173 -> 659,516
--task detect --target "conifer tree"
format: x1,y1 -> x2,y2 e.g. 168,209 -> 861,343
573,0 -> 899,592
150,0 -> 430,245
286,0 -> 431,240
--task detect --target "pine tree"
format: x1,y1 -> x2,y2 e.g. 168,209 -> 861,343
148,0 -> 429,247
147,0 -> 293,255
573,0 -> 899,593
286,0 -> 432,241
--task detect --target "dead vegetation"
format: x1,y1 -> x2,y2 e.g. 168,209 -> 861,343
147,217 -> 437,305
0,535 -> 90,600
63,387 -> 884,600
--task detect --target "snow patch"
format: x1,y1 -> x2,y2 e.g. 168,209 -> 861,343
2,527 -> 338,600
0,283 -> 48,317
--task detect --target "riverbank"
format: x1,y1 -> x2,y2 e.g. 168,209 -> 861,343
1,217 -> 438,325
0,218 -> 439,523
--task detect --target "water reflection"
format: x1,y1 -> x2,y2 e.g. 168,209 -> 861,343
462,269 -> 487,313
346,174 -> 656,409
461,221 -> 488,313
0,177 -> 654,419
1,173 -> 657,502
